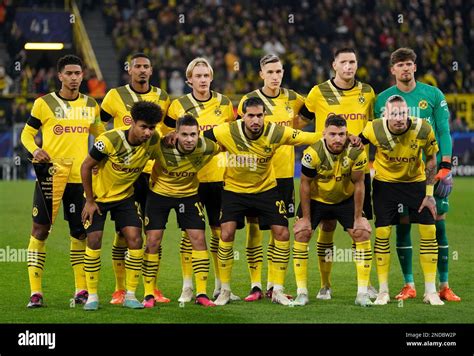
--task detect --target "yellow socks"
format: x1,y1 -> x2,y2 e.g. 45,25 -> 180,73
293,241 -> 309,293
272,239 -> 290,288
84,247 -> 101,295
70,237 -> 87,292
217,240 -> 234,288
354,240 -> 373,293
418,224 -> 438,294
111,232 -> 127,291
246,223 -> 263,289
179,231 -> 193,288
192,249 -> 210,296
142,252 -> 159,297
125,248 -> 144,293
317,229 -> 334,288
374,226 -> 392,293
27,236 -> 46,294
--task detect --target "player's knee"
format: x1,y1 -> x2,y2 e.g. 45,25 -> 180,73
350,229 -> 370,242
86,232 -> 102,249
70,228 -> 86,240
375,226 -> 392,239
320,219 -> 336,232
220,229 -> 234,242
32,223 -> 50,240
418,224 -> 436,239
295,229 -> 311,243
272,226 -> 289,241
145,235 -> 161,253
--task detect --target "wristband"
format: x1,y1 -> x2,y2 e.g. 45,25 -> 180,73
439,161 -> 452,170
426,185 -> 434,196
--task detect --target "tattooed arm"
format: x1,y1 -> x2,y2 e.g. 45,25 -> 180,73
418,154 -> 438,219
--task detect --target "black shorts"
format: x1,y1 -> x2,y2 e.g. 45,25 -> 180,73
145,192 -> 205,230
363,173 -> 373,220
32,182 -> 85,237
372,179 -> 435,227
220,187 -> 288,230
198,181 -> 223,227
297,196 -> 355,230
85,197 -> 142,233
133,172 -> 150,216
276,178 -> 295,218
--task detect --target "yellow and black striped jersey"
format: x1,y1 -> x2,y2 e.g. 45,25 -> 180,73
100,84 -> 170,174
301,139 -> 367,204
162,90 -> 234,182
237,88 -> 305,178
149,136 -> 220,198
361,117 -> 439,183
207,120 -> 322,194
21,92 -> 104,183
90,128 -> 160,203
305,79 -> 375,173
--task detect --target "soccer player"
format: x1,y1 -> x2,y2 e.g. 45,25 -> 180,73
100,52 -> 171,305
203,97 -> 321,306
160,57 -> 236,302
236,54 -> 305,301
374,48 -> 460,302
80,101 -> 162,311
298,48 -> 377,300
20,55 -> 104,308
293,115 -> 373,307
360,95 -> 444,305
142,114 -> 220,308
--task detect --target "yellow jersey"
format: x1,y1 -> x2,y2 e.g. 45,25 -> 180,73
100,84 -> 170,174
90,128 -> 160,203
237,88 -> 305,178
149,136 -> 220,198
208,120 -> 322,194
163,90 -> 234,183
361,117 -> 439,183
21,92 -> 104,183
301,139 -> 367,204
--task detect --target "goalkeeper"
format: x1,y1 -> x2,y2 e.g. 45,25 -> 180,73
374,47 -> 460,302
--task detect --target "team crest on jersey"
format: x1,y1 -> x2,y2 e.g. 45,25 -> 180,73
264,146 -> 272,153
285,102 -> 292,113
418,100 -> 428,110
94,141 -> 105,152
193,157 -> 203,166
358,93 -> 365,104
48,166 -> 57,176
410,140 -> 418,150
214,106 -> 222,116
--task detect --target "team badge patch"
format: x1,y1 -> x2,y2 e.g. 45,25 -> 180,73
358,93 -> 365,104
94,140 -> 105,152
418,100 -> 428,109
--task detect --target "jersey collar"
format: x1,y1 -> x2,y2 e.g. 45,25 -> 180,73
128,83 -> 152,94
192,91 -> 213,103
330,78 -> 357,91
55,91 -> 79,101
258,88 -> 281,99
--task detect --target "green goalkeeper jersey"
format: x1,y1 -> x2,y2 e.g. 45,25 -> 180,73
374,81 -> 452,164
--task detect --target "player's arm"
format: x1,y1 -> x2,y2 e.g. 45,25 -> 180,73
294,170 -> 314,236
418,151 -> 438,219
90,103 -> 106,137
280,127 -> 322,147
21,101 -> 51,162
80,143 -> 106,224
203,127 -> 218,143
351,169 -> 371,231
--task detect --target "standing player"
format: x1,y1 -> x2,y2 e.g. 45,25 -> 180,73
374,48 -> 459,302
298,48 -> 377,300
21,55 -> 104,308
142,115 -> 220,308
361,95 -> 443,305
80,101 -> 162,310
100,52 -> 171,304
160,57 -> 236,302
203,97 -> 322,306
293,115 -> 373,307
237,54 -> 305,301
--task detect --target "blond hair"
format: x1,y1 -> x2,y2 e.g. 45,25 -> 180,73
185,57 -> 214,80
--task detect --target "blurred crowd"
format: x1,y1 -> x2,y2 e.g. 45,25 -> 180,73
103,0 -> 473,95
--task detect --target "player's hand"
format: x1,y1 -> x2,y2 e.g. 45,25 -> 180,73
81,199 -> 101,226
434,169 -> 453,198
353,216 -> 372,233
418,195 -> 437,219
32,148 -> 51,163
347,134 -> 363,149
163,131 -> 177,147
293,217 -> 311,235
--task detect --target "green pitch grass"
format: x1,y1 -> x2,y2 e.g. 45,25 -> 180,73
0,178 -> 472,324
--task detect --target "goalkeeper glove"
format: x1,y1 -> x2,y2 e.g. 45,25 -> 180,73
434,161 -> 453,198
